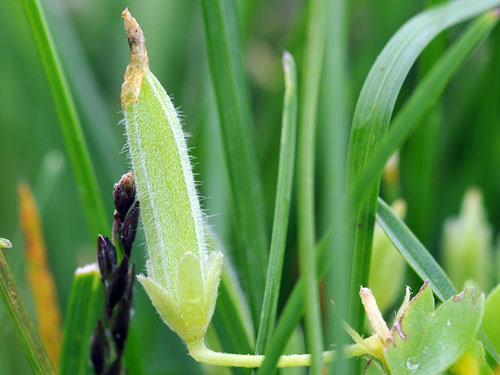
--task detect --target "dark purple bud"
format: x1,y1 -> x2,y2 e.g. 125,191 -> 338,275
97,235 -> 117,282
119,201 -> 140,257
106,257 -> 129,314
90,320 -> 109,375
113,172 -> 135,221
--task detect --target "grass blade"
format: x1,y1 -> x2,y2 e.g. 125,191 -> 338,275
376,198 -> 455,301
376,197 -> 500,365
349,9 -> 500,223
22,0 -> 108,238
296,0 -> 327,372
0,243 -> 55,374
345,0 -> 500,334
200,0 -> 268,326
255,52 -> 297,356
59,264 -> 103,375
320,0 -> 350,373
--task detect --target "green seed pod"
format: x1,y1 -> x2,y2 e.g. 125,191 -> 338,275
443,188 -> 493,291
120,9 -> 223,344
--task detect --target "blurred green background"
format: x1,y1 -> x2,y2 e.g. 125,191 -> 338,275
1,0 -> 499,373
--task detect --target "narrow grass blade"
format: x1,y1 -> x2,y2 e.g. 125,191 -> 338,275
42,2 -> 124,182
200,0 -> 268,325
349,10 -> 500,221
0,244 -> 55,374
59,264 -> 103,375
296,0 -> 327,372
376,198 -> 455,301
345,0 -> 500,334
376,197 -> 500,365
255,52 -> 297,356
19,184 -> 62,369
22,0 -> 108,238
320,0 -> 350,373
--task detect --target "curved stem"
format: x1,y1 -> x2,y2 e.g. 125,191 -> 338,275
187,340 -> 365,368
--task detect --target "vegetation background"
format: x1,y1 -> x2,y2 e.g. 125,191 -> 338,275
1,0 -> 499,374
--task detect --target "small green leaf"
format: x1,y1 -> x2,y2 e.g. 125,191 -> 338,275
385,284 -> 484,375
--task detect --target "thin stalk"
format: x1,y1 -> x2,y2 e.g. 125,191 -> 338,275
22,0 -> 108,238
188,340 -> 365,368
255,52 -> 298,356
296,0 -> 327,373
200,0 -> 269,326
0,245 -> 55,374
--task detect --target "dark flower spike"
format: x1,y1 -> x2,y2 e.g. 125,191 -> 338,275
106,257 -> 130,315
90,320 -> 109,375
97,235 -> 117,282
119,201 -> 140,257
91,140 -> 139,372
113,171 -> 135,221
110,298 -> 131,353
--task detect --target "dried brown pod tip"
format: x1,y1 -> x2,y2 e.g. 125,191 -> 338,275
120,8 -> 149,111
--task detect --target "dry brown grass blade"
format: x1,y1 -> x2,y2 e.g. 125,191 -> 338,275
19,183 -> 62,370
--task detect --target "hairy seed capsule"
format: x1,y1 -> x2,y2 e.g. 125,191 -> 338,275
121,9 -> 223,344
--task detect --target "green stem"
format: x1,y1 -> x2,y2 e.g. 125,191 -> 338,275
188,340 -> 363,368
296,0 -> 327,372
